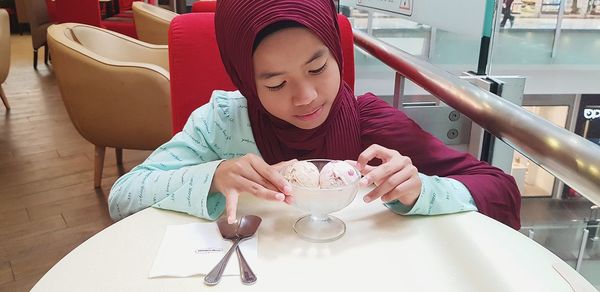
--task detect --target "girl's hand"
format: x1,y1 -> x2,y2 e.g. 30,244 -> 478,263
354,144 -> 422,206
212,154 -> 296,223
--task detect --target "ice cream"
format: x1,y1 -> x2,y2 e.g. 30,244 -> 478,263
282,161 -> 320,188
319,160 -> 359,188
283,160 -> 359,189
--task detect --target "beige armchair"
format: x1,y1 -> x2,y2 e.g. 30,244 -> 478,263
1,9 -> 10,111
132,2 -> 177,45
47,23 -> 173,188
24,0 -> 52,70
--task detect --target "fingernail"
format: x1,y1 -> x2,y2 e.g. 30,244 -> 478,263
363,196 -> 371,203
275,193 -> 285,201
228,216 -> 235,224
360,177 -> 369,186
283,185 -> 292,195
287,196 -> 295,204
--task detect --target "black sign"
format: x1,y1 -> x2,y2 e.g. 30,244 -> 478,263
575,95 -> 600,145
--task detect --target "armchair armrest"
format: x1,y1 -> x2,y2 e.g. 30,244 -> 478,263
68,24 -> 170,71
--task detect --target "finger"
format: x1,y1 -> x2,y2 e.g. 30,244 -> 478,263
363,165 -> 414,203
284,195 -> 295,205
357,144 -> 386,170
345,160 -> 375,175
240,177 -> 285,202
240,168 -> 279,192
225,189 -> 239,224
248,156 -> 293,196
360,157 -> 409,187
381,176 -> 421,205
357,144 -> 398,169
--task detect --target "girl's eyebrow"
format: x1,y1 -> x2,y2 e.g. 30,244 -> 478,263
304,48 -> 327,65
258,48 -> 327,80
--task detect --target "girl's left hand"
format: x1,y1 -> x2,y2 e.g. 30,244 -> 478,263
353,144 -> 422,206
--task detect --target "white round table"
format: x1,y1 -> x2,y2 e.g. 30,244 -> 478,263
32,189 -> 596,291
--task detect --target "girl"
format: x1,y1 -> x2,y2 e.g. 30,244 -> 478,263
108,0 -> 521,229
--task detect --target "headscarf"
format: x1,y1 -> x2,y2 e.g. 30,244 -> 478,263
215,0 -> 361,164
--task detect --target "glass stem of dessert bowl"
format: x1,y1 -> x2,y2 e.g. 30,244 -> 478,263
310,214 -> 329,221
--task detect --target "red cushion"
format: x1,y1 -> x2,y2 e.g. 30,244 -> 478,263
168,13 -> 355,134
115,11 -> 134,18
191,0 -> 216,13
119,0 -> 133,11
337,14 -> 355,92
121,0 -> 156,10
55,0 -> 102,27
102,19 -> 137,38
169,13 -> 235,134
45,0 -> 57,22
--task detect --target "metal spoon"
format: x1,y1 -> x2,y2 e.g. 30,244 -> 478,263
204,215 -> 262,286
216,216 -> 259,285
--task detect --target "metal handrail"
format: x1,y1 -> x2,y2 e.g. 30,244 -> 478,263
353,29 -> 600,206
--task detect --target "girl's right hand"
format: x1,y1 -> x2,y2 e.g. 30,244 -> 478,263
211,153 -> 295,224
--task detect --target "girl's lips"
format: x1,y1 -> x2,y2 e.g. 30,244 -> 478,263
295,106 -> 323,121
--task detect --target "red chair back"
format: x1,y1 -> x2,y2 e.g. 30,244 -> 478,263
168,13 -> 355,134
120,0 -> 157,12
191,0 -> 216,13
55,0 -> 136,38
119,0 -> 133,11
55,0 -> 102,26
45,0 -> 57,22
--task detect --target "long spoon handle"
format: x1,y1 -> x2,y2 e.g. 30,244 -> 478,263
236,245 -> 257,285
204,239 -> 240,286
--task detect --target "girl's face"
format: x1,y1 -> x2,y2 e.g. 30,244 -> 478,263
253,27 -> 341,129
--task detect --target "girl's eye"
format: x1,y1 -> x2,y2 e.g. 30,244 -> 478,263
309,62 -> 327,75
266,81 -> 286,91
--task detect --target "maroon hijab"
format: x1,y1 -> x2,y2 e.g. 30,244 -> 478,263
215,0 -> 361,164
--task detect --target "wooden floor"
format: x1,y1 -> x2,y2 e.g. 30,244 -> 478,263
0,35 -> 152,291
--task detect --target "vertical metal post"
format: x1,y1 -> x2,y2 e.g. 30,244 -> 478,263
552,0 -> 567,58
576,229 -> 589,272
487,0 -> 503,74
528,229 -> 535,239
477,0 -> 500,75
428,27 -> 437,61
535,0 -> 542,17
393,72 -> 405,109
367,11 -> 374,35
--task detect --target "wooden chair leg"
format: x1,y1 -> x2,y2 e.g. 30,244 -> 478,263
0,86 -> 9,111
33,49 -> 38,70
94,146 -> 106,188
44,44 -> 49,65
115,148 -> 123,166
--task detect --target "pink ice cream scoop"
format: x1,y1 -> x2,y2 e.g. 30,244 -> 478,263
282,161 -> 320,188
319,161 -> 360,188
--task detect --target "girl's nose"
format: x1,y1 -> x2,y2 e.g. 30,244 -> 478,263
291,81 -> 318,107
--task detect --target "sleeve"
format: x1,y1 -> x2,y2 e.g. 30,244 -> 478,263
108,95 -> 233,221
358,93 -> 521,229
385,173 -> 478,215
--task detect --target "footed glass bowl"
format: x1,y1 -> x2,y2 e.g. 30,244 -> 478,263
286,159 -> 360,242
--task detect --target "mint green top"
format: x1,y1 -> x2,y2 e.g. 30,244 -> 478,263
108,90 -> 477,221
